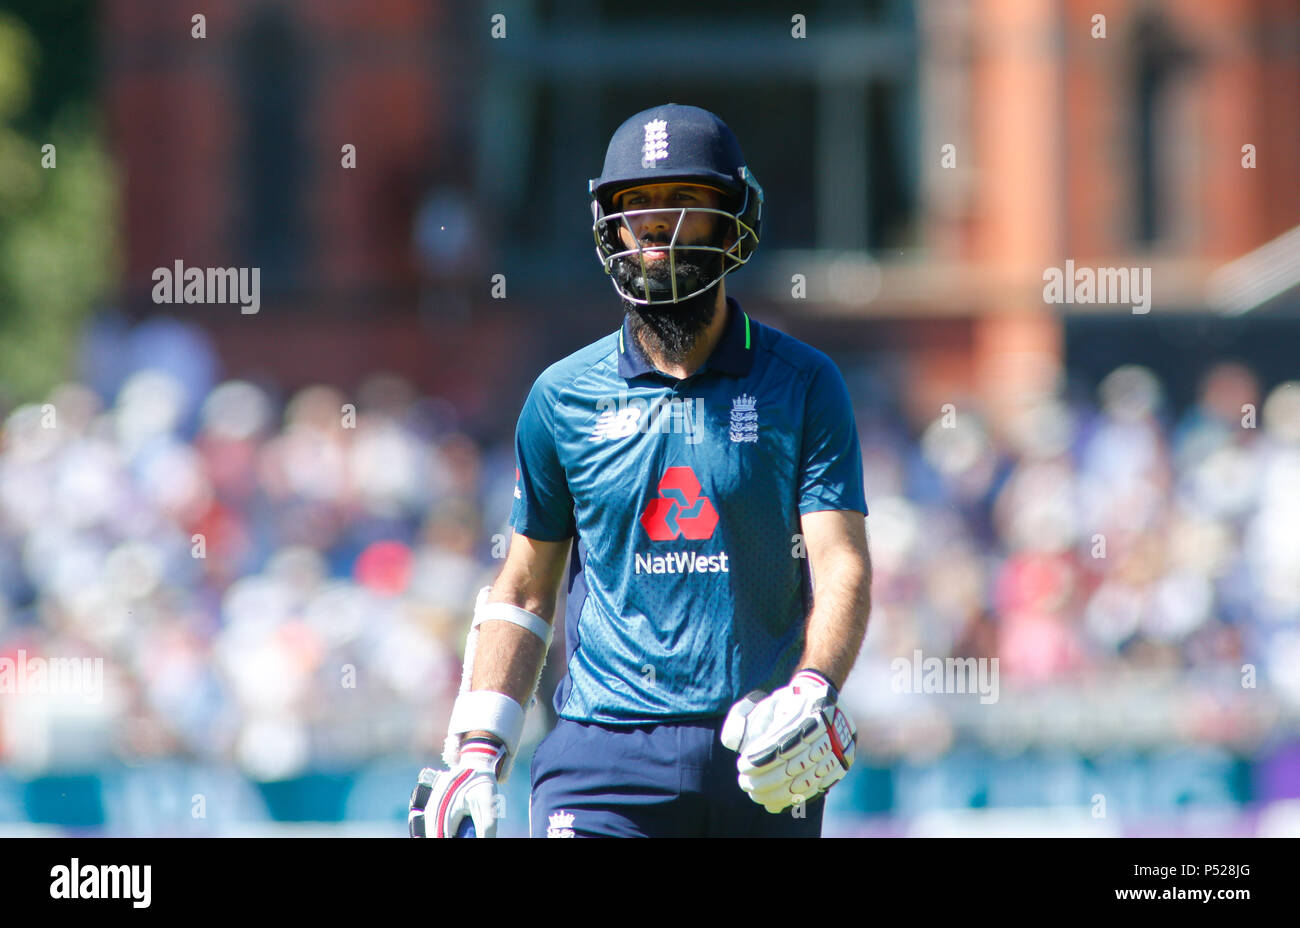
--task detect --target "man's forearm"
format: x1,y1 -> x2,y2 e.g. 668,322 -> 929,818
463,583 -> 558,743
796,556 -> 872,690
469,619 -> 550,705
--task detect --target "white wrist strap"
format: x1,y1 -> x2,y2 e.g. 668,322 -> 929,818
446,690 -> 526,753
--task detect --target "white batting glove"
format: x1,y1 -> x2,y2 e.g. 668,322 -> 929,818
720,670 -> 856,813
408,739 -> 505,838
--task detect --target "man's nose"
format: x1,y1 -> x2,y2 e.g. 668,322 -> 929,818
632,202 -> 675,239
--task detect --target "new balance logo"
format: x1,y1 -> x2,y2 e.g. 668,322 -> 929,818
590,407 -> 642,441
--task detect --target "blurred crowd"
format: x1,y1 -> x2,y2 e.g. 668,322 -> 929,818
1,317 -> 1297,779
848,359 -> 1300,762
0,317 -> 510,779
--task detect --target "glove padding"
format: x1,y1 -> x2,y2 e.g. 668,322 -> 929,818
721,670 -> 856,813
409,739 -> 505,838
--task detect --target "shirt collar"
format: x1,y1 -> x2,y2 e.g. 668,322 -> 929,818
617,296 -> 755,381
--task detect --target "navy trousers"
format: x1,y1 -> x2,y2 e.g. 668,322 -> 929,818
529,717 -> 824,838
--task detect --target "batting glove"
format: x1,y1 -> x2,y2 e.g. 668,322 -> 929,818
720,669 -> 856,813
408,738 -> 505,838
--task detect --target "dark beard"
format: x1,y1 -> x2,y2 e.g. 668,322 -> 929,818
624,290 -> 720,366
619,231 -> 726,367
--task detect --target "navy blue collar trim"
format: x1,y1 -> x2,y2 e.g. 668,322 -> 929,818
617,296 -> 755,381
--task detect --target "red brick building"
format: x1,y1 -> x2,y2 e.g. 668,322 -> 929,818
102,0 -> 1300,433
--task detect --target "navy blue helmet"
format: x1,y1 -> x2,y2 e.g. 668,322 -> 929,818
589,103 -> 763,305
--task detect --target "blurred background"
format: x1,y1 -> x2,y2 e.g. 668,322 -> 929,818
1,0 -> 1298,837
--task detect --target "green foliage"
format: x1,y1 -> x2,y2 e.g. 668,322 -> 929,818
0,11 -> 116,406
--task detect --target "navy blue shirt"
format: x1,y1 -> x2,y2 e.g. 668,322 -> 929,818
510,297 -> 867,723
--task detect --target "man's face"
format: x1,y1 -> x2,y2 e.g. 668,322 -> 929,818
610,182 -> 735,364
612,183 -> 730,257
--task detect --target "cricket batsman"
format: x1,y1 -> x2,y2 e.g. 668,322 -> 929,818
409,103 -> 872,838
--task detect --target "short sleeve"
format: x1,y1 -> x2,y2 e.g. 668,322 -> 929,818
509,377 -> 576,540
798,359 -> 868,516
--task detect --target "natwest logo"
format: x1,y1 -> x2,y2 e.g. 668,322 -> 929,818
639,466 -> 718,541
